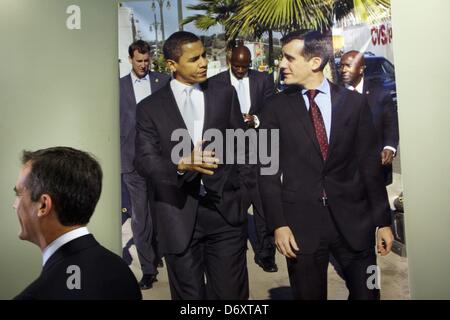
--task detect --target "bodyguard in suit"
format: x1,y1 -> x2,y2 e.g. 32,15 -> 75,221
135,31 -> 254,299
13,147 -> 141,300
210,45 -> 277,273
339,50 -> 399,185
258,31 -> 394,300
120,40 -> 170,289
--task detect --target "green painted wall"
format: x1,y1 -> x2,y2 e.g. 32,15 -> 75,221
0,0 -> 120,299
392,0 -> 450,299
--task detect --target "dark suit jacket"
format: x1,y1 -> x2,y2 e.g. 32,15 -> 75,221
363,79 -> 399,185
258,82 -> 391,254
209,69 -> 274,115
120,71 -> 170,173
134,79 -> 256,255
14,234 -> 142,300
209,69 -> 274,214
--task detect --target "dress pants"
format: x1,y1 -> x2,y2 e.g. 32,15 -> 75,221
165,199 -> 249,300
252,205 -> 276,260
122,171 -> 159,276
287,205 -> 380,300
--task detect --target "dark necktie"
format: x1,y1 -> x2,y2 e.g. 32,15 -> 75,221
306,89 -> 328,160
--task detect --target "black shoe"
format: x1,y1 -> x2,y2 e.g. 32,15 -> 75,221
139,274 -> 158,290
255,257 -> 278,273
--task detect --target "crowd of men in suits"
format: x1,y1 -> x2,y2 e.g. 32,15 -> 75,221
12,29 -> 398,300
118,30 -> 399,300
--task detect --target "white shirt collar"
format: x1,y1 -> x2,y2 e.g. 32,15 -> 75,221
229,70 -> 248,81
170,78 -> 201,95
301,77 -> 331,96
346,78 -> 364,94
42,227 -> 90,266
131,71 -> 149,83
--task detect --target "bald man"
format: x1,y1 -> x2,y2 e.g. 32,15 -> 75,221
339,51 -> 399,185
210,45 -> 277,273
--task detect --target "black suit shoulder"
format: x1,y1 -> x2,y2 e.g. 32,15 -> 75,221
248,69 -> 272,81
209,70 -> 230,84
204,77 -> 234,92
14,235 -> 141,300
150,71 -> 171,82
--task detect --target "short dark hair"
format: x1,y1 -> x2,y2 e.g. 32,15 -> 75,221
128,40 -> 151,58
342,50 -> 366,66
21,147 -> 103,226
163,31 -> 200,62
281,30 -> 332,71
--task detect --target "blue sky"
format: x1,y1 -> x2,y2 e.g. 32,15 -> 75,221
122,0 -> 223,41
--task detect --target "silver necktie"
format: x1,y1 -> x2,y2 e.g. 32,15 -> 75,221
182,86 -> 199,143
237,79 -> 248,113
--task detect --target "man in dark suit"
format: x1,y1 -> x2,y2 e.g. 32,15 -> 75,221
210,45 -> 277,273
339,50 -> 399,185
258,31 -> 394,300
13,147 -> 141,300
120,40 -> 170,289
135,31 -> 254,300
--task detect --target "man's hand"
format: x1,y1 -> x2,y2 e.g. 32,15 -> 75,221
381,149 -> 394,165
274,226 -> 299,259
243,113 -> 256,127
376,226 -> 394,256
177,140 -> 219,175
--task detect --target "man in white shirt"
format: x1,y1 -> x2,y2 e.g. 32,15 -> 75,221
339,50 -> 399,185
135,31 -> 255,299
119,40 -> 170,289
209,46 -> 277,273
13,147 -> 141,300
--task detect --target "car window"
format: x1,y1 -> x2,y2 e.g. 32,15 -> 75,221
365,59 -> 384,76
381,60 -> 395,77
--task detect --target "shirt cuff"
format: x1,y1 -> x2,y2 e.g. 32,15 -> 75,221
177,170 -> 185,175
253,115 -> 260,129
383,146 -> 397,155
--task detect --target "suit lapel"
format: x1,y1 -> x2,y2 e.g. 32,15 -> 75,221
286,89 -> 322,157
161,82 -> 198,149
126,74 -> 137,106
248,71 -> 258,114
149,72 -> 162,93
327,82 -> 350,159
201,81 -> 212,138
161,83 -> 189,132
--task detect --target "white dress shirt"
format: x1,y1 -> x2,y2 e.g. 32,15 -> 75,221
346,78 -> 396,154
230,70 -> 251,114
170,79 -> 205,145
42,227 -> 90,266
131,71 -> 152,104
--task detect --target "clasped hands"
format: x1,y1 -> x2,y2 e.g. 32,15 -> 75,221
177,140 -> 220,176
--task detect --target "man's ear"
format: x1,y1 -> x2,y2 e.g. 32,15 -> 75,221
128,55 -> 132,65
37,194 -> 53,218
166,59 -> 177,73
310,56 -> 323,72
359,65 -> 366,76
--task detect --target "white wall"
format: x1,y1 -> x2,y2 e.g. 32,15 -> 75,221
392,0 -> 450,299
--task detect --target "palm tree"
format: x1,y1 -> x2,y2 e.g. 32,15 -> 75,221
225,0 -> 391,71
227,0 -> 391,38
181,0 -> 239,39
